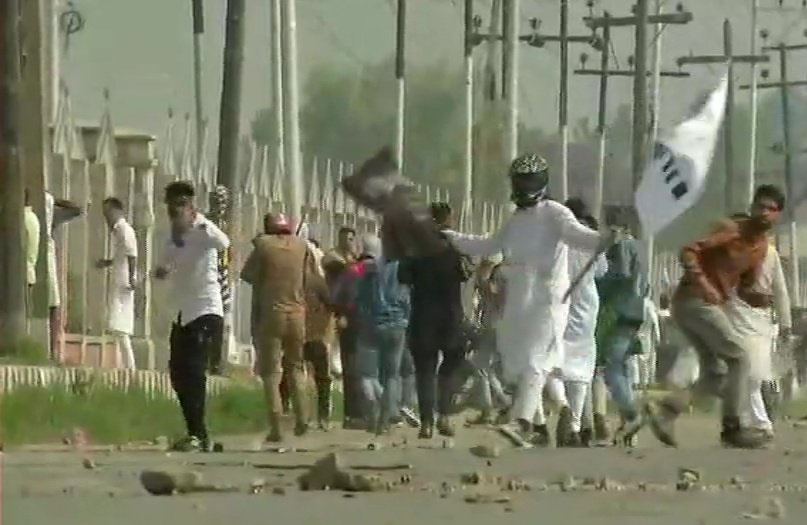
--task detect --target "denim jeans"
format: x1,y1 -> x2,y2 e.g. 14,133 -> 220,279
470,328 -> 509,411
603,323 -> 641,420
400,347 -> 417,409
357,326 -> 408,425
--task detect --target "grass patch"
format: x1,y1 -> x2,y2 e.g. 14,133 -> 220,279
0,379 -> 346,447
0,337 -> 50,366
0,382 -> 269,447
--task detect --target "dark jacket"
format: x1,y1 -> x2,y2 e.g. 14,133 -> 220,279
398,244 -> 470,324
356,258 -> 410,331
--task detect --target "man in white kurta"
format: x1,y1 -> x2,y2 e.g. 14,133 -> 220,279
443,154 -> 606,445
98,197 -> 138,369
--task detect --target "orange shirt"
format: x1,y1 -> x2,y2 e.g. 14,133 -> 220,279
676,216 -> 769,305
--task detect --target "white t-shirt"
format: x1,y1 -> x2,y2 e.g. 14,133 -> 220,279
159,213 -> 230,325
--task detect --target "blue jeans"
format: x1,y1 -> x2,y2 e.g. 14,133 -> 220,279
357,326 -> 408,425
603,323 -> 641,420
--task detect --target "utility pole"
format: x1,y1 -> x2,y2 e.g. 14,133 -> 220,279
740,37 -> 807,307
270,0 -> 284,178
584,3 -> 692,192
462,0 -> 473,211
502,0 -> 519,163
216,0 -> 245,196
575,46 -> 689,219
213,0 -> 246,370
583,3 -> 692,212
280,0 -> 303,222
521,2 -> 601,202
394,0 -> 406,170
676,19 -> 769,213
191,0 -> 205,170
0,0 -> 27,346
747,0 -> 760,207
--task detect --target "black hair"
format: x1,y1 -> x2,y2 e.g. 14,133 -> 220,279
103,197 -> 124,210
430,201 -> 452,224
24,188 -> 30,205
753,184 -> 786,211
338,226 -> 356,236
581,214 -> 599,230
564,197 -> 588,220
164,181 -> 195,204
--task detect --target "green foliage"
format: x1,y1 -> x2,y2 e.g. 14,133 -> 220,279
0,337 -> 49,366
0,383 -> 266,446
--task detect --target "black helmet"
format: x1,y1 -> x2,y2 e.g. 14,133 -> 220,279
508,154 -> 549,208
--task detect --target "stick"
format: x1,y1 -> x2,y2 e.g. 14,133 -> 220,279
562,252 -> 600,303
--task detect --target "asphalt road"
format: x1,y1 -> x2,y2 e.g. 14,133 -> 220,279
4,415 -> 807,525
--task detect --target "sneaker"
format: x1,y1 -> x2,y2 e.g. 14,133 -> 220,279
171,435 -> 209,452
579,426 -> 593,447
528,424 -> 550,447
436,415 -> 456,437
343,418 -> 366,430
317,420 -> 332,432
613,413 -> 644,447
593,413 -> 611,445
720,426 -> 773,449
555,406 -> 574,447
644,400 -> 678,447
400,407 -> 421,428
294,422 -> 309,437
498,420 -> 534,448
419,421 -> 435,439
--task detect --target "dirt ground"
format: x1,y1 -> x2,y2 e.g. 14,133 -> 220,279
4,414 -> 807,525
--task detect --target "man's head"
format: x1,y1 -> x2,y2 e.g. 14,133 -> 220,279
430,201 -> 453,229
337,226 -> 356,254
102,197 -> 125,227
508,154 -> 549,208
263,212 -> 294,235
750,184 -> 785,228
358,234 -> 382,260
164,181 -> 197,230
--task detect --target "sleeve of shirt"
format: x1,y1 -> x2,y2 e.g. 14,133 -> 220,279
199,219 -> 230,250
157,235 -> 177,269
552,203 -> 601,251
117,223 -> 138,258
240,248 -> 260,286
771,248 -> 792,329
443,220 -> 510,258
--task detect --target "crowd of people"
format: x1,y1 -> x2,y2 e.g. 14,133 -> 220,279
127,151 -> 794,452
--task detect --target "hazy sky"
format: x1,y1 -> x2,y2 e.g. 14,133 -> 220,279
62,0 -> 807,153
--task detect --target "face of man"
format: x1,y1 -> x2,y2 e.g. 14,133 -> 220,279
167,201 -> 195,233
338,231 -> 355,254
102,203 -> 121,228
750,195 -> 782,229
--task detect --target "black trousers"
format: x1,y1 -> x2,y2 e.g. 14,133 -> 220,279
338,324 -> 363,421
279,340 -> 333,420
169,314 -> 224,439
408,310 -> 465,425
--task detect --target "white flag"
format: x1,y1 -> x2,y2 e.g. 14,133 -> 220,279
635,75 -> 729,235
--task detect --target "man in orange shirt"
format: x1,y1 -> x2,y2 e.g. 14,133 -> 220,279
645,185 -> 786,449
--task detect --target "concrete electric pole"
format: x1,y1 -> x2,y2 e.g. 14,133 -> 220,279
740,34 -> 807,307
676,19 -> 769,214
0,0 -> 27,346
521,1 -> 602,202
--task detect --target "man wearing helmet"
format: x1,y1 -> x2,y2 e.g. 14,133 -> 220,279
241,212 -> 324,442
443,154 -> 612,446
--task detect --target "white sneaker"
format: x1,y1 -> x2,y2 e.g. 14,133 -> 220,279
400,407 -> 421,428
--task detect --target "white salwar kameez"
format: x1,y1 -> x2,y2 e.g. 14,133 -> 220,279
725,244 -> 790,432
445,200 -> 601,423
107,217 -> 138,369
563,248 -> 607,382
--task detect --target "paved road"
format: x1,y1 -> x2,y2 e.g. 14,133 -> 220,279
4,415 -> 807,525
